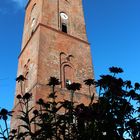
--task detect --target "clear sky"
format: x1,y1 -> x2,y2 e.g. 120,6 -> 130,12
0,0 -> 140,111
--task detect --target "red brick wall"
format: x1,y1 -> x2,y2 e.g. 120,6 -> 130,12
11,0 -> 96,130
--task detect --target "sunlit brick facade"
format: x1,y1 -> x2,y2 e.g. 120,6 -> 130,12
11,0 -> 95,129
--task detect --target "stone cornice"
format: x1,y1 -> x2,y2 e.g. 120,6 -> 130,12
18,23 -> 90,59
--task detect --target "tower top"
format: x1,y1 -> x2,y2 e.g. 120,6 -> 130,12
21,0 -> 88,50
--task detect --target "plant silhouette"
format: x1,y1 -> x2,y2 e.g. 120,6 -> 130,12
0,67 -> 139,140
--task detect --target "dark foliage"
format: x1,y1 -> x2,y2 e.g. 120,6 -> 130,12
0,68 -> 139,140
109,66 -> 123,76
16,75 -> 26,82
47,77 -> 61,87
66,82 -> 81,91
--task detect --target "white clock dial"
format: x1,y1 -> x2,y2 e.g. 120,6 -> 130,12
60,13 -> 68,20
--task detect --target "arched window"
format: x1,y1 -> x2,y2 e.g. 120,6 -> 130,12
60,12 -> 68,33
25,72 -> 29,92
60,52 -> 74,88
23,59 -> 30,92
31,18 -> 36,28
64,65 -> 72,87
62,64 -> 74,88
30,3 -> 37,33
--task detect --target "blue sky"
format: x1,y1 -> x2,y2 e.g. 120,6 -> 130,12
0,0 -> 140,111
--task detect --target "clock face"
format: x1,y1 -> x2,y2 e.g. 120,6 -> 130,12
60,13 -> 68,20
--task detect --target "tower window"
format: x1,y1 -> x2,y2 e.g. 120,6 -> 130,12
63,65 -> 73,88
60,12 -> 68,33
62,23 -> 67,33
30,3 -> 37,35
31,18 -> 36,28
66,79 -> 71,87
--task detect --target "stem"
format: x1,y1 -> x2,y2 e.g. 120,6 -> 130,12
89,86 -> 91,99
20,81 -> 23,96
52,85 -> 55,107
124,97 -> 132,113
40,105 -> 42,115
4,120 -> 9,138
34,119 -> 36,133
63,108 -> 67,139
128,96 -> 132,103
0,125 -> 5,138
98,87 -> 101,99
71,90 -> 74,103
97,87 -> 102,118
52,85 -> 58,139
27,104 -> 32,134
113,73 -> 116,77
89,93 -> 95,106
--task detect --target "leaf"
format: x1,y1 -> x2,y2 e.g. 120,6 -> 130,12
20,125 -> 30,131
47,77 -> 60,86
84,79 -> 95,86
23,93 -> 32,100
30,115 -> 38,124
16,75 -> 26,82
134,82 -> 140,90
19,107 -> 34,116
109,67 -> 123,74
19,116 -> 30,124
66,82 -> 81,91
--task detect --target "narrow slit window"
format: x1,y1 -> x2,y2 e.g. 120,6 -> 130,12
62,23 -> 67,33
60,12 -> 68,33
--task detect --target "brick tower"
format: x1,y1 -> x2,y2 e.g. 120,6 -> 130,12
12,0 -> 95,128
